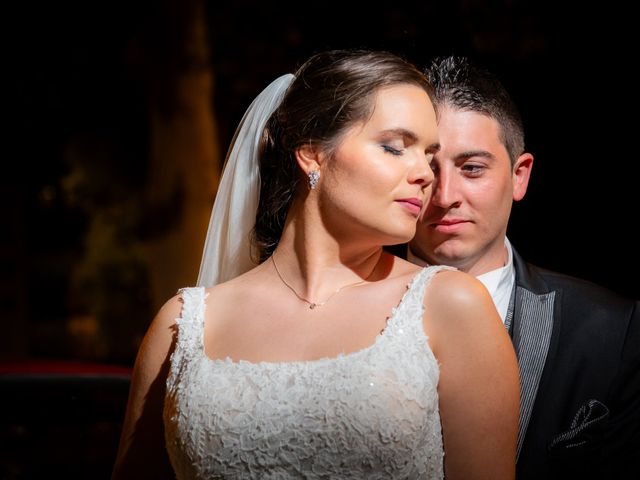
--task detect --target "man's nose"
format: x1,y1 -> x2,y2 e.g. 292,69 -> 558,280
430,170 -> 461,209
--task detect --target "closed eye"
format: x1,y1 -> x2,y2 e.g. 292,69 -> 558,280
382,145 -> 403,156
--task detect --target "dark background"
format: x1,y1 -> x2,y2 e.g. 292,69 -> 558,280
5,0 -> 638,367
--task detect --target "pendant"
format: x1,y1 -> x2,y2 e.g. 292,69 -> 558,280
309,303 -> 318,309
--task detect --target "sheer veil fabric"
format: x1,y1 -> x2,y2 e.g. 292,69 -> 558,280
196,74 -> 295,288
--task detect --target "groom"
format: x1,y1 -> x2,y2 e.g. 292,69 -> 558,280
409,56 -> 640,479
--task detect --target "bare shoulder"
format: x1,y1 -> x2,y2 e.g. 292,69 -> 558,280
425,269 -> 494,317
422,269 -> 504,355
154,292 -> 184,328
202,280 -> 252,316
134,292 -> 185,370
425,268 -> 519,479
203,263 -> 268,302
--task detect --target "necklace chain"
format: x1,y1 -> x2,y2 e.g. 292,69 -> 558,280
271,255 -> 369,309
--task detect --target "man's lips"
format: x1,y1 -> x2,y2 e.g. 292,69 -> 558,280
396,198 -> 423,216
429,218 -> 471,233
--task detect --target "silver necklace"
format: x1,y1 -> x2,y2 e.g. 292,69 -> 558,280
271,255 -> 370,309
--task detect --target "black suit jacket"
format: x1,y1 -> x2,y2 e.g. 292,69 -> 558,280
511,248 -> 640,479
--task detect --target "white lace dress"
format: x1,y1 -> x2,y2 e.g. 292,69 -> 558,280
164,266 -> 448,479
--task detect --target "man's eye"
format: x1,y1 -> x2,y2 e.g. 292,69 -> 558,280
463,164 -> 484,174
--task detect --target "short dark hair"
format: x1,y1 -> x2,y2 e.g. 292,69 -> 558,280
424,56 -> 524,165
254,49 -> 433,262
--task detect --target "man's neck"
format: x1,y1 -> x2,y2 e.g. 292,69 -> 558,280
408,240 -> 511,277
463,248 -> 509,277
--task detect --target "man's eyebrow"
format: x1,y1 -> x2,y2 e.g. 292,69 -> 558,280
453,150 -> 495,161
426,142 -> 440,153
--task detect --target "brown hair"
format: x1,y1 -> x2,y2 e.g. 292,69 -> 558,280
254,49 -> 433,262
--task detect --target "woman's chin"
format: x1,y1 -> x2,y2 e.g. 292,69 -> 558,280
380,226 -> 415,247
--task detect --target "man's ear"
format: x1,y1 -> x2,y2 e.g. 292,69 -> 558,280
295,143 -> 322,176
512,152 -> 533,201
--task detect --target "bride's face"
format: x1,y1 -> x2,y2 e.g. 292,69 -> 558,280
318,84 -> 439,246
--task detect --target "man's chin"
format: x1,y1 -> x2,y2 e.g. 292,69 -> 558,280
430,245 -> 475,270
409,239 -> 469,267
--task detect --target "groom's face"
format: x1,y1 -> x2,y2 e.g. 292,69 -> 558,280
410,107 -> 519,276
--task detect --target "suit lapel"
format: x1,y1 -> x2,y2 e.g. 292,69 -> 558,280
509,248 -> 561,459
512,286 -> 556,458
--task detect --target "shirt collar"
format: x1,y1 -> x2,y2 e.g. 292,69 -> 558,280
407,238 -> 515,322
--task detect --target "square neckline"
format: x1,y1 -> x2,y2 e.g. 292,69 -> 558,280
195,266 -> 431,369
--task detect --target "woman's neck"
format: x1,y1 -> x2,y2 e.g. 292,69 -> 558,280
273,207 -> 388,301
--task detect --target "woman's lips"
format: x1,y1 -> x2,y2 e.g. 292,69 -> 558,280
396,198 -> 423,216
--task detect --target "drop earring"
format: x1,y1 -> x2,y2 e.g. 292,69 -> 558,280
308,170 -> 320,190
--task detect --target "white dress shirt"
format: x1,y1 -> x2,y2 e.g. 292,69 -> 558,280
407,238 -> 515,323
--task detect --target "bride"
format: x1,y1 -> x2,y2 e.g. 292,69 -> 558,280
112,49 -> 519,480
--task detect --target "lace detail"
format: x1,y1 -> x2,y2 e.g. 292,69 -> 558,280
164,266 -> 453,479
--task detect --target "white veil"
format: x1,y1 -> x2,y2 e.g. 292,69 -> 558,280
196,73 -> 295,288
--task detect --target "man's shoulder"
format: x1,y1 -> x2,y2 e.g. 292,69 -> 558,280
528,262 -> 613,292
519,260 -> 637,313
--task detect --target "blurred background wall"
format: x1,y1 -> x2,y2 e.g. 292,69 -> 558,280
5,0 -> 637,367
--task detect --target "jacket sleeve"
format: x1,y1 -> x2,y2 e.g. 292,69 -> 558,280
602,299 -> 640,479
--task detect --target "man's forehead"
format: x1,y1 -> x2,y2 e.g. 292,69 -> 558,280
432,108 -> 510,166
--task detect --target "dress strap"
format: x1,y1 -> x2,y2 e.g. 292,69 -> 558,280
409,265 -> 456,304
166,287 -> 207,391
390,266 -> 457,332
